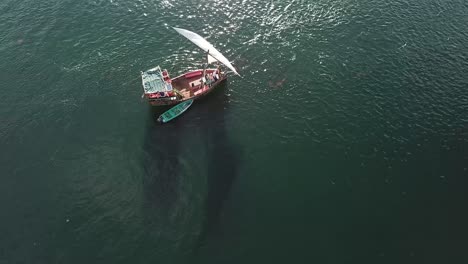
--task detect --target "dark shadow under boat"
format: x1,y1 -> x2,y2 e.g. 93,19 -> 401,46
141,82 -> 241,242
191,83 -> 242,252
141,106 -> 183,210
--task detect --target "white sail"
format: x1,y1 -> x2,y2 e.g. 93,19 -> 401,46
173,27 -> 240,76
207,54 -> 217,64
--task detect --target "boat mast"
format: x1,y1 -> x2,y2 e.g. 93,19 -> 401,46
201,49 -> 209,85
203,50 -> 210,71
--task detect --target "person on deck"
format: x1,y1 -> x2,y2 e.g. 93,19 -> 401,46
201,75 -> 206,87
213,68 -> 219,81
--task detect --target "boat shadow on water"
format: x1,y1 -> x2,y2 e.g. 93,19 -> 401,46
141,105 -> 183,211
141,81 -> 241,249
192,82 -> 242,246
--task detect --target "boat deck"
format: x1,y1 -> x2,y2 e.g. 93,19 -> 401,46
143,68 -> 225,106
171,69 -> 219,99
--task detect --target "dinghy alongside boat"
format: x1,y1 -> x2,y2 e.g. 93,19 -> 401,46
157,99 -> 194,123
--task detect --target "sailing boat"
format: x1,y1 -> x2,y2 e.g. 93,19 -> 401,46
141,27 -> 240,106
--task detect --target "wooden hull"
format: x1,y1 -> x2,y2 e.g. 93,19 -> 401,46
145,68 -> 227,106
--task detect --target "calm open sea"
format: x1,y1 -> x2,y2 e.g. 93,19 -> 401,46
1,0 -> 468,263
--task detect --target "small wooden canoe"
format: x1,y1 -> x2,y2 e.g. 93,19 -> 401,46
157,99 -> 194,123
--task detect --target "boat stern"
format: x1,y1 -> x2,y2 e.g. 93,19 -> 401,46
141,66 -> 178,104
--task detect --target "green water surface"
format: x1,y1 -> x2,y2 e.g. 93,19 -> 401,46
1,0 -> 468,263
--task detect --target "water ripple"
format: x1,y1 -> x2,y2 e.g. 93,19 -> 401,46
1,0 -> 468,262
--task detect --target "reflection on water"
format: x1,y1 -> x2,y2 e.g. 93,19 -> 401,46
142,105 -> 182,210
140,82 -> 241,254
193,82 -> 241,239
